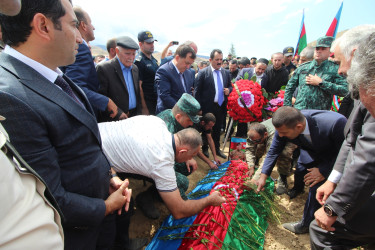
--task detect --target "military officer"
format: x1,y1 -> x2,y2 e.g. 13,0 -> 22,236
284,36 -> 348,110
135,31 -> 159,115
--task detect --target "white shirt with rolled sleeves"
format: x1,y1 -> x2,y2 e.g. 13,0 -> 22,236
99,115 -> 177,192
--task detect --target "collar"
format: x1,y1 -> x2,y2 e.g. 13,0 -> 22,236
211,65 -> 221,73
311,59 -> 328,68
3,45 -> 62,83
117,57 -> 133,71
172,60 -> 182,74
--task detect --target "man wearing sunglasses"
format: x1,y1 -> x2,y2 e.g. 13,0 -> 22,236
246,118 -> 297,195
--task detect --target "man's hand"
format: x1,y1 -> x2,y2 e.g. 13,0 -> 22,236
316,180 -> 337,205
109,176 -> 124,194
214,156 -> 221,165
107,99 -> 118,118
314,207 -> 337,232
208,161 -> 218,170
255,173 -> 267,193
304,168 -> 325,187
223,88 -> 230,96
306,74 -> 322,86
104,180 -> 130,216
209,191 -> 226,206
246,166 -> 255,178
186,159 -> 198,173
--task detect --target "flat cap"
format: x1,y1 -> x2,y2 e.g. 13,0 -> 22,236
176,94 -> 201,123
316,36 -> 334,48
116,36 -> 139,50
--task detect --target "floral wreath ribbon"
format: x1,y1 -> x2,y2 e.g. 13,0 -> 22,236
234,83 -> 255,117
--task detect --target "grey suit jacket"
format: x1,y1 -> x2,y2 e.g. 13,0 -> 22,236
326,100 -> 375,234
97,57 -> 141,121
0,53 -> 112,247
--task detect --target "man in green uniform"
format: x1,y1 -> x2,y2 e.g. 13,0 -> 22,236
284,36 -> 348,110
134,31 -> 159,115
246,119 -> 297,195
157,94 -> 201,199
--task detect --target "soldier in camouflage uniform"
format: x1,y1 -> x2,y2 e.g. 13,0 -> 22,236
284,36 -> 348,110
157,94 -> 201,199
246,119 -> 298,194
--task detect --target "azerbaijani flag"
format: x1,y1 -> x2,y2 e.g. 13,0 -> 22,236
326,1 -> 344,38
294,9 -> 307,56
147,160 -> 276,249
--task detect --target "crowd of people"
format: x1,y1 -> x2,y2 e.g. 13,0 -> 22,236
0,0 -> 374,249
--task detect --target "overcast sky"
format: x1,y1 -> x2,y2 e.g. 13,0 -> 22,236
73,0 -> 374,59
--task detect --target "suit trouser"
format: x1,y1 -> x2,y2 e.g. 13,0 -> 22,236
310,195 -> 375,249
211,103 -> 226,150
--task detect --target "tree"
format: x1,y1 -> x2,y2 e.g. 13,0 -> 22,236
229,43 -> 236,58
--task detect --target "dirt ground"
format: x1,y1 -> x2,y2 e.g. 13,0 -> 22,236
128,137 -> 311,249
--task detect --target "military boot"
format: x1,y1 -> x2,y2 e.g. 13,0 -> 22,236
275,174 -> 288,195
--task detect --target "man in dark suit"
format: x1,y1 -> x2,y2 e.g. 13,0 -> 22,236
310,30 -> 375,250
62,6 -> 120,121
96,36 -> 142,121
255,107 -> 346,234
0,0 -> 138,249
155,44 -> 196,114
195,49 -> 233,158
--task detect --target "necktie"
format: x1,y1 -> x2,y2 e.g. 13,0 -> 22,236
54,75 -> 83,107
179,73 -> 187,92
299,134 -> 313,150
215,70 -> 224,106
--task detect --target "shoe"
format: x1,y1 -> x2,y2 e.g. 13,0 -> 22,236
216,149 -> 227,159
135,192 -> 160,219
287,187 -> 304,199
124,238 -> 148,250
202,148 -> 209,158
275,175 -> 288,195
282,221 -> 309,234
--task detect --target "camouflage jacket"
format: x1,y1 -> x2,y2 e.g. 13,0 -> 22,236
245,119 -> 275,166
284,59 -> 348,110
157,109 -> 184,134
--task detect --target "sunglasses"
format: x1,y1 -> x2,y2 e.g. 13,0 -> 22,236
249,136 -> 263,144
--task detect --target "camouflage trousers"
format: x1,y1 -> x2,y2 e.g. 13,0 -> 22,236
174,162 -> 190,200
252,142 -> 298,181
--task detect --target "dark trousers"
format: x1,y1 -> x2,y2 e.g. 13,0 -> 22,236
144,94 -> 157,115
211,103 -> 226,150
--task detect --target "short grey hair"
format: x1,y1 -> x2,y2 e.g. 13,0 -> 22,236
300,46 -> 315,60
347,32 -> 375,96
176,128 -> 202,150
331,24 -> 375,61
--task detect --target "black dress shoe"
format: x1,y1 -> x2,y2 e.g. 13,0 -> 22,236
216,149 -> 227,159
282,221 -> 309,234
287,187 -> 304,199
124,238 -> 148,250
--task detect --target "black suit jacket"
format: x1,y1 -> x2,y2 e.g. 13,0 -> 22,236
0,53 -> 111,249
262,110 -> 347,178
194,67 -> 232,114
96,57 -> 141,121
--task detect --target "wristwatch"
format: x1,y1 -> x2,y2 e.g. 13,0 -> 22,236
324,204 -> 337,217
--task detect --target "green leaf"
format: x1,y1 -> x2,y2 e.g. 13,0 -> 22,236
250,75 -> 257,82
243,72 -> 249,80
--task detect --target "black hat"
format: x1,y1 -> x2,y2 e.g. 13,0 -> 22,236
283,46 -> 294,56
116,36 -> 139,50
137,31 -> 157,43
257,58 -> 269,65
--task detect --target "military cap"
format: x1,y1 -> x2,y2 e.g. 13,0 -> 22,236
257,58 -> 269,65
283,46 -> 294,56
138,31 -> 158,43
116,36 -> 139,50
176,93 -> 201,123
316,36 -> 334,48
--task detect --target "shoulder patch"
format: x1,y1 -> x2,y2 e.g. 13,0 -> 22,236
135,55 -> 142,62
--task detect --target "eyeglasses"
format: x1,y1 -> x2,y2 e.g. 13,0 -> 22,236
249,136 -> 263,144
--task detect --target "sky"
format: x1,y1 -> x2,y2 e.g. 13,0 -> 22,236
73,0 -> 374,59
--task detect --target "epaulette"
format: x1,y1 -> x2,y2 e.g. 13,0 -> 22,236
135,55 -> 142,62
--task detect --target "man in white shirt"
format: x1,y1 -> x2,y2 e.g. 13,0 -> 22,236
99,116 -> 226,219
